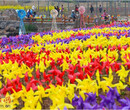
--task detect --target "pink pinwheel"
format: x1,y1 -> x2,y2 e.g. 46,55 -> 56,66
122,45 -> 128,51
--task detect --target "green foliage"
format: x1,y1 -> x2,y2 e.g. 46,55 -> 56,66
25,23 -> 38,33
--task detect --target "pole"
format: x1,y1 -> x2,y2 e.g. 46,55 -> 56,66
125,2 -> 126,16
48,1 -> 49,17
68,1 -> 69,12
88,2 -> 89,15
106,2 -> 108,13
96,2 -> 98,16
128,2 -> 130,15
38,0 -> 39,11
114,2 -> 116,16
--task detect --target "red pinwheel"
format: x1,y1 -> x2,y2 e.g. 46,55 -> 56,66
122,45 -> 128,51
66,56 -> 71,63
77,46 -> 83,53
125,61 -> 130,69
56,76 -> 63,86
77,32 -> 84,36
110,62 -> 121,72
103,60 -> 111,74
87,45 -> 94,49
25,72 -> 29,83
68,74 -> 76,84
65,48 -> 70,54
95,45 -> 100,51
42,72 -> 52,83
90,57 -> 104,74
50,59 -> 56,68
75,70 -> 84,80
110,45 -> 116,51
36,69 -> 40,79
26,76 -> 42,91
117,44 -> 121,51
57,57 -> 63,66
48,67 -> 61,79
66,64 -> 76,75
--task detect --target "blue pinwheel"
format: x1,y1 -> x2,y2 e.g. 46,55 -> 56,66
18,9 -> 26,35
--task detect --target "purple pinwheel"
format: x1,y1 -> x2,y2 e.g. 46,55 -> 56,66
72,87 -> 130,110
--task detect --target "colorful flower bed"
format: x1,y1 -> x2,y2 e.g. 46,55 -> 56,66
0,22 -> 130,109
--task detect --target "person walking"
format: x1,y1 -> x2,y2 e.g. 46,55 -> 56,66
27,9 -> 32,18
99,5 -> 103,13
56,6 -> 60,17
70,10 -> 76,21
75,5 -> 79,13
90,5 -> 94,14
103,10 -> 108,21
32,5 -> 36,17
61,5 -> 64,17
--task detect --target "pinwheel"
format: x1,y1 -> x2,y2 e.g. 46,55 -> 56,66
26,76 -> 42,91
48,67 -> 61,79
113,81 -> 127,94
42,72 -> 52,83
116,65 -> 129,82
0,22 -> 129,110
100,68 -> 114,92
68,74 -> 76,84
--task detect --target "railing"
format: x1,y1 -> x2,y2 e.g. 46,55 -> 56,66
23,16 -> 117,25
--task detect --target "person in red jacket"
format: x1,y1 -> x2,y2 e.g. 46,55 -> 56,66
75,5 -> 79,13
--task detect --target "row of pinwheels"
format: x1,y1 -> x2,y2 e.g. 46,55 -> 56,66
0,22 -> 130,109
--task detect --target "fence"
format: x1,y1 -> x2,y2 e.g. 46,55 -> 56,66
0,0 -> 130,17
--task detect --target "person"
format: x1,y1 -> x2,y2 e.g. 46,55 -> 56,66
103,10 -> 108,21
56,6 -> 60,17
27,9 -> 32,18
61,5 -> 64,17
32,5 -> 36,17
75,5 -> 79,13
90,5 -> 94,13
71,10 -> 76,21
56,6 -> 60,13
54,6 -> 57,10
74,13 -> 80,28
99,5 -> 102,13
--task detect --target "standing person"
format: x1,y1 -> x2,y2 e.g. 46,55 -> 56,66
103,10 -> 108,21
56,6 -> 60,17
90,5 -> 94,14
27,9 -> 31,18
75,5 -> 79,13
71,10 -> 76,21
32,5 -> 36,17
99,5 -> 103,13
54,6 -> 57,10
61,5 -> 64,17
